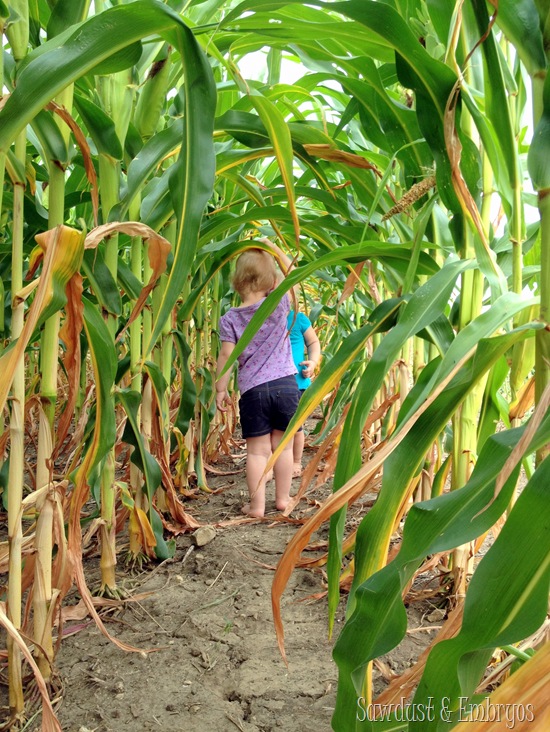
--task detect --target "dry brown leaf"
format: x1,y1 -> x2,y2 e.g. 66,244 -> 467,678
509,376 -> 535,421
338,262 -> 366,306
303,144 -> 382,175
85,222 -> 171,345
0,601 -> 62,731
283,407 -> 349,515
373,657 -> 398,683
55,273 -> 84,455
0,226 -> 85,417
474,380 -> 550,519
444,80 -> 501,285
272,340 -> 478,664
47,101 -> 99,226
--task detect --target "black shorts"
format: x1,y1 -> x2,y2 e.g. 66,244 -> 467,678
239,376 -> 300,439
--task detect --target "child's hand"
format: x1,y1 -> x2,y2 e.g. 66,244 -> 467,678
216,389 -> 230,412
300,360 -> 317,379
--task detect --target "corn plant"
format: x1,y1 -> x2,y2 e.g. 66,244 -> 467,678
0,0 -> 548,730
0,0 -> 216,725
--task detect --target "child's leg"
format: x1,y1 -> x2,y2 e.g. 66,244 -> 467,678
243,434 -> 272,517
292,430 -> 305,477
271,429 -> 294,511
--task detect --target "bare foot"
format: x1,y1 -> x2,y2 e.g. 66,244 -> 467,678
275,499 -> 290,512
241,503 -> 264,518
292,463 -> 302,478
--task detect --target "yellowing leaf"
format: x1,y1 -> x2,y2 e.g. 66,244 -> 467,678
0,225 -> 85,416
84,222 -> 171,343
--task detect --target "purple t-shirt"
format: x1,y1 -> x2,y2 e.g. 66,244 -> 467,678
219,292 -> 296,394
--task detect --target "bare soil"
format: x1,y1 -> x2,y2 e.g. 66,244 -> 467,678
3,438 -> 441,732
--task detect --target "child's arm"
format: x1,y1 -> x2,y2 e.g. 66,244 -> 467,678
259,237 -> 294,275
216,340 -> 236,412
300,326 -> 321,380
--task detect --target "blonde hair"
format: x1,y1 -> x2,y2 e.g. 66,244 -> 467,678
232,249 -> 278,297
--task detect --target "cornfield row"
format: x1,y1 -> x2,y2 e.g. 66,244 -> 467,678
0,1 -> 549,731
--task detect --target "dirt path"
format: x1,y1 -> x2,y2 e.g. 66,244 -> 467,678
7,442 -> 439,732
54,466 -> 342,732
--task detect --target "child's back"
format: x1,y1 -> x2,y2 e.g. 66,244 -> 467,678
219,293 -> 296,395
215,242 -> 300,517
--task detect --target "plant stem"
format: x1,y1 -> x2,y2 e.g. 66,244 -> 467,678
535,188 -> 550,462
7,130 -> 26,717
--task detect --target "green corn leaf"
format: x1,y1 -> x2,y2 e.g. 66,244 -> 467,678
460,84 -> 514,210
173,330 -> 197,436
402,197 -> 437,295
336,69 -> 431,181
30,110 -> 69,167
419,313 -> 455,355
528,69 -> 550,190
4,148 -> 26,185
0,2 -> 205,152
329,0 -> 458,189
189,0 -> 228,24
223,172 -> 269,210
145,16 -> 216,353
118,389 -> 162,500
409,454 -> 550,731
217,109 -> 332,149
510,305 -> 538,396
47,0 -> 91,39
82,248 -> 122,317
183,238 -> 436,326
331,291 -> 537,635
196,205 -> 439,275
469,0 -> 519,191
327,260 -> 470,629
477,357 -> 510,451
261,183 -> 354,219
117,388 -> 174,560
216,109 -> 272,148
249,93 -> 300,246
141,170 -> 173,230
217,243 -> 442,378
334,259 -> 473,491
395,294 -> 539,435
74,95 -> 123,160
110,119 -> 184,221
144,360 -> 169,425
81,296 -> 117,474
492,0 -> 546,77
117,259 -> 143,302
115,355 -> 131,386
331,328 -> 549,731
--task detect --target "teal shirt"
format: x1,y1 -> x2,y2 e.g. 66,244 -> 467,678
287,311 -> 312,390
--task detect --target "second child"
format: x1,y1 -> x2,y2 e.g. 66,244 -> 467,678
287,308 -> 321,476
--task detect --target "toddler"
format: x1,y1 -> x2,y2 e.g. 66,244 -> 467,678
216,239 -> 300,517
287,308 -> 321,476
